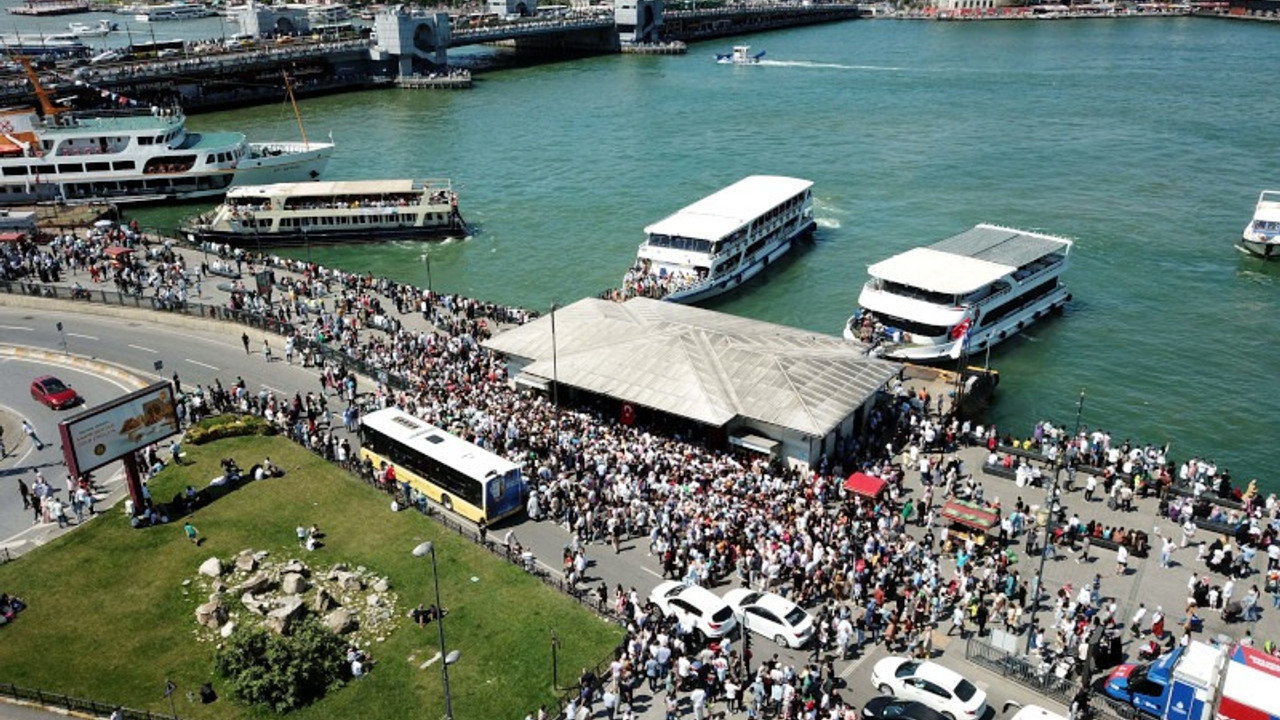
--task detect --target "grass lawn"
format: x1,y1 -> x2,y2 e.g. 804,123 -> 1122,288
0,435 -> 622,720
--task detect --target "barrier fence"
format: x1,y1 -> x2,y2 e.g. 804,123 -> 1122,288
0,682 -> 184,720
964,636 -> 1133,720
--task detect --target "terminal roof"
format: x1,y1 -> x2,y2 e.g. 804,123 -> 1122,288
482,297 -> 899,437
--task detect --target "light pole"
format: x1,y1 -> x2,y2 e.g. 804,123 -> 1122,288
1025,389 -> 1085,654
413,541 -> 459,720
549,301 -> 560,426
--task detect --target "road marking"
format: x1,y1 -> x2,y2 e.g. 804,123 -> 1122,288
67,333 -> 98,340
262,384 -> 284,395
840,650 -> 873,678
185,358 -> 219,371
0,324 -> 34,331
128,344 -> 158,353
641,566 -> 663,578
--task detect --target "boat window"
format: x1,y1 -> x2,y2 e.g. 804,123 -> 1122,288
57,164 -> 84,174
85,162 -> 109,172
113,161 -> 135,170
873,279 -> 955,306
139,137 -> 152,146
867,313 -> 949,339
2,166 -> 26,176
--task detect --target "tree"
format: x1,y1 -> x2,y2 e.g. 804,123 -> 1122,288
214,617 -> 349,713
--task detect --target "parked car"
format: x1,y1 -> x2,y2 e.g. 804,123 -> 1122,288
870,657 -> 988,720
722,588 -> 815,648
30,375 -> 81,410
648,581 -> 737,640
861,697 -> 950,720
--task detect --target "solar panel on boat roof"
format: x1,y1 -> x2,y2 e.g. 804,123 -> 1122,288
930,225 -> 1069,267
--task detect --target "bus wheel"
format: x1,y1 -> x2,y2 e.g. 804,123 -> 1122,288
441,495 -> 453,512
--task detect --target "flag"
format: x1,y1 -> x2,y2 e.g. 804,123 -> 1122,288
949,323 -> 970,360
949,317 -> 972,340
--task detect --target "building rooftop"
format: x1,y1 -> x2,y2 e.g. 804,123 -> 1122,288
482,297 -> 900,437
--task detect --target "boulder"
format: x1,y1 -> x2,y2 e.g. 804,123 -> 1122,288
234,553 -> 257,573
233,571 -> 273,595
326,563 -> 349,581
313,587 -> 337,613
264,613 -> 291,636
339,572 -> 364,591
366,593 -> 383,608
282,573 -> 309,595
219,621 -> 236,638
241,593 -> 268,616
198,557 -> 223,578
265,595 -> 305,636
195,600 -> 226,629
324,607 -> 357,634
373,578 -> 390,593
280,559 -> 308,576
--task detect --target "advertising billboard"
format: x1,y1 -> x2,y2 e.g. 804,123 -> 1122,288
58,381 -> 180,476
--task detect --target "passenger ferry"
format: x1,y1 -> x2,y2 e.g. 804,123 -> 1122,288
621,175 -> 815,304
844,223 -> 1073,361
134,2 -> 217,21
182,179 -> 467,248
0,61 -> 331,205
1240,190 -> 1280,259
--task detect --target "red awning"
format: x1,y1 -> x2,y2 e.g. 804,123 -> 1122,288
104,246 -> 134,258
843,472 -> 887,499
941,498 -> 999,532
0,232 -> 26,243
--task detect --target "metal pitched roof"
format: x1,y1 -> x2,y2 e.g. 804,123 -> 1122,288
482,298 -> 900,437
929,223 -> 1072,268
643,176 -> 814,242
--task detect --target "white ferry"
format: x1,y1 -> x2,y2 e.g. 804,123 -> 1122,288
134,2 -> 216,21
0,61 -> 331,205
716,45 -> 765,64
844,223 -> 1073,361
181,179 -> 467,247
68,19 -> 117,37
621,175 -> 815,304
1240,190 -> 1280,259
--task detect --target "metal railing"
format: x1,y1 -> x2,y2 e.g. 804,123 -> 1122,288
0,682 -> 183,720
964,636 -> 1131,720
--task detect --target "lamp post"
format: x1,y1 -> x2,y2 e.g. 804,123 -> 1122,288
1025,389 -> 1086,654
413,541 -> 459,720
549,300 -> 560,426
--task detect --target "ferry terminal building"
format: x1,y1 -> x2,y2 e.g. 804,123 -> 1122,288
482,297 -> 901,469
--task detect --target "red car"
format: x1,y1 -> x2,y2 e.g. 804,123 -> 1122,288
30,375 -> 82,410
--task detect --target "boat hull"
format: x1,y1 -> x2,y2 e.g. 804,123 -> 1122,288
845,285 -> 1071,362
664,219 -> 815,304
232,143 -> 333,186
1239,236 -> 1280,260
183,220 -> 468,249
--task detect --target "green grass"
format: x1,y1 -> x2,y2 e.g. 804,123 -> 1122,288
0,436 -> 621,720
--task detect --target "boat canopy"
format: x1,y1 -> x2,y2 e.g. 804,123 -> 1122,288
644,175 -> 813,243
868,224 -> 1072,295
225,179 -> 440,201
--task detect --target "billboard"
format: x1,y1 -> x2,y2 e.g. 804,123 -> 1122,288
58,381 -> 180,476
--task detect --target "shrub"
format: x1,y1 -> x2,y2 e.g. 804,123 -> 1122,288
186,414 -> 277,445
214,617 -> 349,713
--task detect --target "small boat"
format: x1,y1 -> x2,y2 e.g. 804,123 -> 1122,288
68,19 -> 117,37
716,45 -> 765,65
1240,190 -> 1280,259
182,179 -> 467,248
620,175 -> 815,304
845,224 -> 1074,361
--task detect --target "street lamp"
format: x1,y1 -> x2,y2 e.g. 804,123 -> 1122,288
412,541 -> 459,720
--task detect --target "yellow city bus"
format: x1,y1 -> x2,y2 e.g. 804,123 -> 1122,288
358,408 -> 524,524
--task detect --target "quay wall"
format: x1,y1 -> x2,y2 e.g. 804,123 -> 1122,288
662,4 -> 863,41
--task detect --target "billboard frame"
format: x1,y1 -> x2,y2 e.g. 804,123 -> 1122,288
57,380 -> 180,478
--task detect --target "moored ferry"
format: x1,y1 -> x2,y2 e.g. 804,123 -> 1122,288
845,223 -> 1073,361
620,175 -> 815,304
134,2 -> 217,21
182,178 -> 467,247
1240,190 -> 1280,259
0,61 -> 331,205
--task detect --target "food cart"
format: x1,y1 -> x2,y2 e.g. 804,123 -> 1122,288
941,498 -> 999,553
843,471 -> 888,501
104,246 -> 134,269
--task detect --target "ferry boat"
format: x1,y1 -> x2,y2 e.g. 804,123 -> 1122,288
844,223 -> 1073,361
621,175 -> 815,304
134,2 -> 217,21
181,179 -> 467,247
716,45 -> 765,64
0,34 -> 87,58
1240,190 -> 1280,259
0,60 -> 330,206
8,0 -> 91,16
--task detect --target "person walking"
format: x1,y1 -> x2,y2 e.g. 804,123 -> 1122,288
1115,545 -> 1129,576
21,419 -> 44,451
184,520 -> 199,544
17,477 -> 31,510
1162,536 -> 1176,568
241,331 -> 250,354
263,338 -> 272,363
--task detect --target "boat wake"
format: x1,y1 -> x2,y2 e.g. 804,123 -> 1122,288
756,60 -> 904,71
816,217 -> 841,230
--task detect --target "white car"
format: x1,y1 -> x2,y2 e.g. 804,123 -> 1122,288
722,588 -> 815,648
648,581 -> 737,640
870,657 -> 988,720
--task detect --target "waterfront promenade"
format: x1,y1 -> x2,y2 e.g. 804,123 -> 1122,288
1,225 -> 1277,720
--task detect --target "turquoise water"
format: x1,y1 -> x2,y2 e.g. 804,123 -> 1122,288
130,17 -> 1280,491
